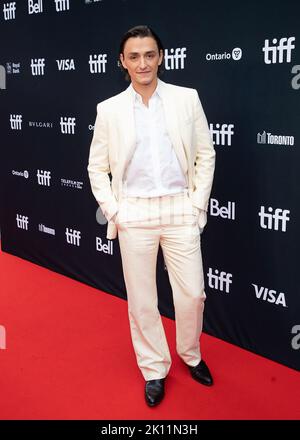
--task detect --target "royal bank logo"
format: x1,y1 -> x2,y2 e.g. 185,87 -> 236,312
65,228 -> 81,246
54,0 -> 70,11
10,114 -> 22,130
209,199 -> 236,220
262,37 -> 295,64
206,47 -> 242,61
258,206 -> 290,232
257,130 -> 294,146
16,214 -> 29,230
0,65 -> 6,89
61,178 -> 83,189
6,62 -> 21,74
37,170 -> 51,186
28,0 -> 43,14
12,169 -> 29,179
96,237 -> 113,255
164,48 -> 187,70
291,65 -> 300,90
56,59 -> 75,71
252,284 -> 287,308
291,325 -> 300,350
207,268 -> 233,293
3,2 -> 16,20
30,58 -> 45,75
39,223 -> 55,236
89,54 -> 107,73
210,123 -> 234,146
60,117 -> 76,134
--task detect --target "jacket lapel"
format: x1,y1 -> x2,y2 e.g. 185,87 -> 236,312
159,80 -> 188,175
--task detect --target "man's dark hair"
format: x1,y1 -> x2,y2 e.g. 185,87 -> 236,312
118,25 -> 164,81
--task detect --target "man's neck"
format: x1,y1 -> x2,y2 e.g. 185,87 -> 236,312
132,78 -> 158,107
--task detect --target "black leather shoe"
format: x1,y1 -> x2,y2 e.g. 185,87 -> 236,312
145,378 -> 165,407
187,360 -> 213,386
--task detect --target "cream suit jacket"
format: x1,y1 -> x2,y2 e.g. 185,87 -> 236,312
87,78 -> 216,240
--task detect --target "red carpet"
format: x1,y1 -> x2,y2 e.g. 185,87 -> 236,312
0,246 -> 299,420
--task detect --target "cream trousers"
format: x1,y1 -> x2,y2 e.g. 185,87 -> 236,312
116,189 -> 206,381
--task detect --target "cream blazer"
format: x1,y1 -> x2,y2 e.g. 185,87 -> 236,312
88,78 -> 216,239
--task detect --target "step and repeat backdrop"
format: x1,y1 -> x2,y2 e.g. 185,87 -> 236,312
0,0 -> 299,371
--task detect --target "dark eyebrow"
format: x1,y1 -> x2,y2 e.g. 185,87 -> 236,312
128,50 -> 156,56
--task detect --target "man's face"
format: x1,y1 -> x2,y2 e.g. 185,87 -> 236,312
120,36 -> 163,87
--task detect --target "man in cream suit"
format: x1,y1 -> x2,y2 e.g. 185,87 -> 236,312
88,25 -> 216,407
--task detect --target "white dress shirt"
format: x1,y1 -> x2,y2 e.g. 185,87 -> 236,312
122,80 -> 188,198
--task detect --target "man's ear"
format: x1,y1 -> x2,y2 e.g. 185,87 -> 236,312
158,49 -> 163,65
120,53 -> 126,69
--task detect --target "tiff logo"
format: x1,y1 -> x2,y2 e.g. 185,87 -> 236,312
207,268 -> 233,293
37,169 -> 51,186
10,114 -> 22,130
0,65 -> 6,89
16,214 -> 29,230
252,284 -> 287,308
3,2 -> 16,20
164,48 -> 187,70
54,0 -> 70,11
89,54 -> 107,73
262,37 -> 295,64
210,123 -> 234,146
259,206 -> 290,232
28,0 -> 43,14
31,58 -> 45,75
65,228 -> 81,246
0,325 -> 6,349
60,117 -> 76,134
210,198 -> 235,220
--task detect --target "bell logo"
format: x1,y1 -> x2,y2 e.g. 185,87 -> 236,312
210,198 -> 235,220
252,284 -> 287,307
96,237 -> 113,255
0,325 -> 6,349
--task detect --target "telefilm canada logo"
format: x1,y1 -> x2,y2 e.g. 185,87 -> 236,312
61,178 -> 83,189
